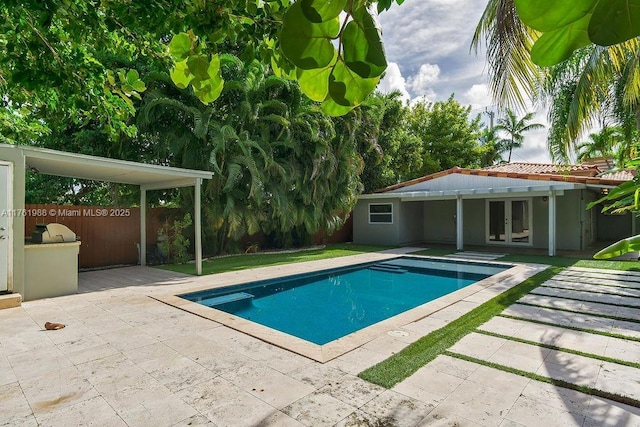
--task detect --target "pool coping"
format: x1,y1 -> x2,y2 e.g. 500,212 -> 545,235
152,254 -> 547,363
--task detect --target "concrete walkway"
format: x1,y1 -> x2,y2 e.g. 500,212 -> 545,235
2,258 -> 640,426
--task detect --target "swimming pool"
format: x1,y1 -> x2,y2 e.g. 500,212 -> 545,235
180,256 -> 510,345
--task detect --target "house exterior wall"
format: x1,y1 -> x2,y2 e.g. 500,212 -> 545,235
422,200 -> 456,244
597,210 -> 632,241
352,198 -> 401,245
462,199 -> 486,245
399,201 -> 424,245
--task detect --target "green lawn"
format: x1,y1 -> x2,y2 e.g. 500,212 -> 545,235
158,243 -> 393,275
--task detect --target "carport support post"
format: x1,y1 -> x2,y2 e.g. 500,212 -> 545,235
456,194 -> 463,251
548,189 -> 556,256
140,187 -> 147,266
195,178 -> 202,276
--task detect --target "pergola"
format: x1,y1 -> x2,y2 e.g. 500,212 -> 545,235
11,145 -> 213,274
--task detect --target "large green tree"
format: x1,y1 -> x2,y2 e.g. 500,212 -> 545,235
494,109 -> 544,162
407,96 -> 484,175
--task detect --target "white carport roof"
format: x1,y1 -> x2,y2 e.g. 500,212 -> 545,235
17,145 -> 212,190
0,144 -> 213,275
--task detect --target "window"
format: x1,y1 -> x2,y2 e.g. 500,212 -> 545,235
369,203 -> 393,224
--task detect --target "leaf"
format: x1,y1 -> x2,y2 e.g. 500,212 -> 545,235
300,0 -> 346,23
593,234 -> 640,259
321,97 -> 355,116
530,13 -> 592,66
589,0 -> 640,46
131,80 -> 146,92
327,59 -> 379,106
125,69 -> 140,84
514,0 -> 596,32
297,61 -> 334,101
170,59 -> 193,89
280,1 -> 340,69
169,33 -> 192,62
187,55 -> 212,80
342,7 -> 387,79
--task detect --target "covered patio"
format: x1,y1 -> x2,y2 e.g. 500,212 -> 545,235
0,144 -> 212,303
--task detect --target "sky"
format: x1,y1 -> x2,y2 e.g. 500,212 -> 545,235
376,0 -> 552,164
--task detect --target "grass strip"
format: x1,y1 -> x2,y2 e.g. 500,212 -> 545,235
528,292 -> 640,310
158,243 -> 392,275
475,329 -> 640,369
517,302 -> 640,324
443,351 -> 640,408
499,314 -> 640,343
357,266 -> 562,388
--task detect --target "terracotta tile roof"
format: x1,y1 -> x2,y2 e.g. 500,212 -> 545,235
375,163 -> 633,193
481,162 -> 601,177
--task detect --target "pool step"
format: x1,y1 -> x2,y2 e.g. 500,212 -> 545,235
202,292 -> 254,307
369,265 -> 407,274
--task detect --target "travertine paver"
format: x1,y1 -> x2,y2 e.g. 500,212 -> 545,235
518,294 -> 640,321
542,279 -> 640,297
553,273 -> 640,289
532,286 -> 640,307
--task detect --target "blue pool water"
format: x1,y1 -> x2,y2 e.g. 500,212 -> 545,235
181,257 -> 509,345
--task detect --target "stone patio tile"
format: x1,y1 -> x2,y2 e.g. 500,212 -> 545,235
240,340 -> 313,374
325,346 -> 389,375
584,395 -> 640,427
76,354 -> 156,396
358,389 -> 436,426
429,301 -> 480,322
282,390 -> 357,427
0,329 -> 56,355
0,356 -> 17,387
504,394 -> 585,427
220,361 -> 316,409
518,380 -> 592,415
362,332 -> 414,357
285,362 -> 346,390
448,332 -> 506,360
426,355 -> 480,380
429,367 -> 528,427
137,354 -> 218,393
98,326 -> 160,351
612,319 -> 640,339
536,350 -> 602,388
63,342 -> 122,365
602,336 -> 640,362
20,366 -> 99,416
34,396 -> 127,427
403,315 -> 449,335
477,316 -> 527,336
596,361 -> 640,400
0,381 -> 37,426
171,415 -> 217,426
494,338 -> 550,369
7,346 -> 74,381
316,374 -> 385,408
102,380 -> 197,427
78,315 -> 132,336
334,409 -> 383,427
122,341 -> 180,365
416,411 -> 483,426
501,303 -> 543,318
392,363 -> 466,402
178,377 -> 290,427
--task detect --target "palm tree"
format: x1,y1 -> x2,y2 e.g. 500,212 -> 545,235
576,127 -> 623,169
478,126 -> 505,166
494,109 -> 544,162
473,1 -> 640,163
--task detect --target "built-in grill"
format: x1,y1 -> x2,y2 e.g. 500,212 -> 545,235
31,223 -> 77,243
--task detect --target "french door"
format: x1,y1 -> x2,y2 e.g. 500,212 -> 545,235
486,199 -> 532,245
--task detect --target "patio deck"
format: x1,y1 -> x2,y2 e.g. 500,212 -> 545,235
1,250 -> 640,426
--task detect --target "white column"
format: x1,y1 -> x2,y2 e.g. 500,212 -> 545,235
194,178 -> 202,276
456,195 -> 464,251
548,190 -> 556,256
140,186 -> 147,266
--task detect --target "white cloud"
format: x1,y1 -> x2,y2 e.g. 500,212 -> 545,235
377,62 -> 411,102
462,84 -> 491,110
406,64 -> 440,99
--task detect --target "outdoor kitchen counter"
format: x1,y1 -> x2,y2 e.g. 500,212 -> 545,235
24,241 -> 81,301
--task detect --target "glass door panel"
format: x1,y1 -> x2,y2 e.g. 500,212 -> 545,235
510,200 -> 530,243
488,201 -> 505,242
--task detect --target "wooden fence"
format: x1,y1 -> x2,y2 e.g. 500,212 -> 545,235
24,204 -> 353,269
25,204 -> 178,269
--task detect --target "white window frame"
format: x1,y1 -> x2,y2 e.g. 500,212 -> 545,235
368,203 -> 393,224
